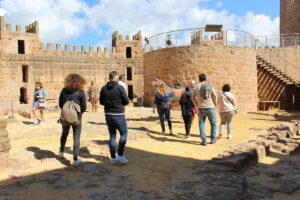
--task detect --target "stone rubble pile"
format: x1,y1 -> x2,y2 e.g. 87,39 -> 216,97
212,120 -> 300,171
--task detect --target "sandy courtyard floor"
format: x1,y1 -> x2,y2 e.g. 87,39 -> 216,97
0,107 -> 299,200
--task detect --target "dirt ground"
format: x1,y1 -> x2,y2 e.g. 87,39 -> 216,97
0,107 -> 299,200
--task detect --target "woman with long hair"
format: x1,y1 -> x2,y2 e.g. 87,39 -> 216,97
32,81 -> 46,125
58,74 -> 87,167
153,81 -> 174,135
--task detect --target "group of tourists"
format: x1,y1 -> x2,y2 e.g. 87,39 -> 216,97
31,72 -> 129,166
31,71 -> 237,167
152,73 -> 237,146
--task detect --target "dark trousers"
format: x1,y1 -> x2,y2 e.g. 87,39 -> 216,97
105,114 -> 128,158
158,108 -> 172,132
183,115 -> 192,136
60,120 -> 82,161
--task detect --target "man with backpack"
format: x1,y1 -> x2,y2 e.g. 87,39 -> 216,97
192,73 -> 217,146
100,71 -> 130,165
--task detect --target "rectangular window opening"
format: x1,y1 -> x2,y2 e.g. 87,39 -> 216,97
126,47 -> 132,58
22,65 -> 28,83
18,40 -> 25,54
20,87 -> 28,104
128,85 -> 133,100
127,67 -> 132,81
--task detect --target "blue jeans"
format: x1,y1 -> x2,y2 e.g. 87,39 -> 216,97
105,115 -> 128,158
198,108 -> 217,143
219,111 -> 235,137
157,108 -> 172,132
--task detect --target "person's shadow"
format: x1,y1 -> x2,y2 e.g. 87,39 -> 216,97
22,121 -> 34,125
27,147 -> 71,166
63,146 -> 108,161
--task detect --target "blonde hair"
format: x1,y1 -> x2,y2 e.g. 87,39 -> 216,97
157,82 -> 168,97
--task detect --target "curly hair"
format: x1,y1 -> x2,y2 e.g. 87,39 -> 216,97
64,74 -> 86,90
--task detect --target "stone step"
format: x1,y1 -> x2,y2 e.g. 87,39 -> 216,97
212,122 -> 300,171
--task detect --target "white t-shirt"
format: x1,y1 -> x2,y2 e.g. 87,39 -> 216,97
118,81 -> 127,93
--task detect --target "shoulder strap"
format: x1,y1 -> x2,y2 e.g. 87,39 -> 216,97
223,93 -> 234,106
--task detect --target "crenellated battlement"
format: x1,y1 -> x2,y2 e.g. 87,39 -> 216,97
40,42 -> 119,58
25,21 -> 39,34
191,30 -> 203,45
112,30 -> 142,47
191,29 -> 225,46
0,16 -> 39,34
132,31 -> 142,41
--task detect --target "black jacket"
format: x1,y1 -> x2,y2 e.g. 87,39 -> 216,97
100,81 -> 129,114
180,92 -> 194,116
59,88 -> 87,118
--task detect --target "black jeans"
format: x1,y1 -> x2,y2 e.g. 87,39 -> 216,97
60,120 -> 82,161
183,115 -> 192,136
105,114 -> 128,158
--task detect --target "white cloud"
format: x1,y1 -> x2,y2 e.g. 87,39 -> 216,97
0,0 -> 88,44
0,0 -> 280,48
239,12 -> 279,36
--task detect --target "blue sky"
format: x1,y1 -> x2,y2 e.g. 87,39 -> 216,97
0,0 -> 280,51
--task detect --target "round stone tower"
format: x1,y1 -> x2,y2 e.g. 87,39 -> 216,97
280,0 -> 300,35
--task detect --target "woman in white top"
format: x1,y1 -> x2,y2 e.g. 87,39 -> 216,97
218,84 -> 237,139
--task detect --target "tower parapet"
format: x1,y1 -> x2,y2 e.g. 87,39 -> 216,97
191,30 -> 225,46
112,30 -> 143,59
0,16 -> 40,54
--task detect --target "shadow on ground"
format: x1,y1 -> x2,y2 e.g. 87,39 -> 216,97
1,143 -> 299,200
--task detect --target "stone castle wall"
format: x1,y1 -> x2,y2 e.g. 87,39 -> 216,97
257,46 -> 300,82
143,45 -> 258,112
0,54 -> 143,103
0,16 -> 144,107
280,0 -> 300,35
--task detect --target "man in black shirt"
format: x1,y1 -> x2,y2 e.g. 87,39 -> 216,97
100,71 -> 130,165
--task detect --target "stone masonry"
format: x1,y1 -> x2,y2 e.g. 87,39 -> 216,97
280,0 -> 300,35
143,44 -> 258,112
280,0 -> 300,46
0,16 -> 143,107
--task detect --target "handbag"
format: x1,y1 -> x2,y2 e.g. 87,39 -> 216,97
38,102 -> 46,108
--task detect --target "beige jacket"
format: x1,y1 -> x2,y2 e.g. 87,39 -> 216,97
218,92 -> 238,112
192,81 -> 217,108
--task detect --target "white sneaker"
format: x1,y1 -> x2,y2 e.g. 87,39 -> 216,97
34,119 -> 39,124
39,121 -> 44,125
58,149 -> 64,158
73,159 -> 82,167
116,155 -> 129,164
227,135 -> 232,139
111,158 -> 117,165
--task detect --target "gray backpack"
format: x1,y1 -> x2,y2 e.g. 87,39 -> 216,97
60,99 -> 81,126
200,82 -> 213,99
